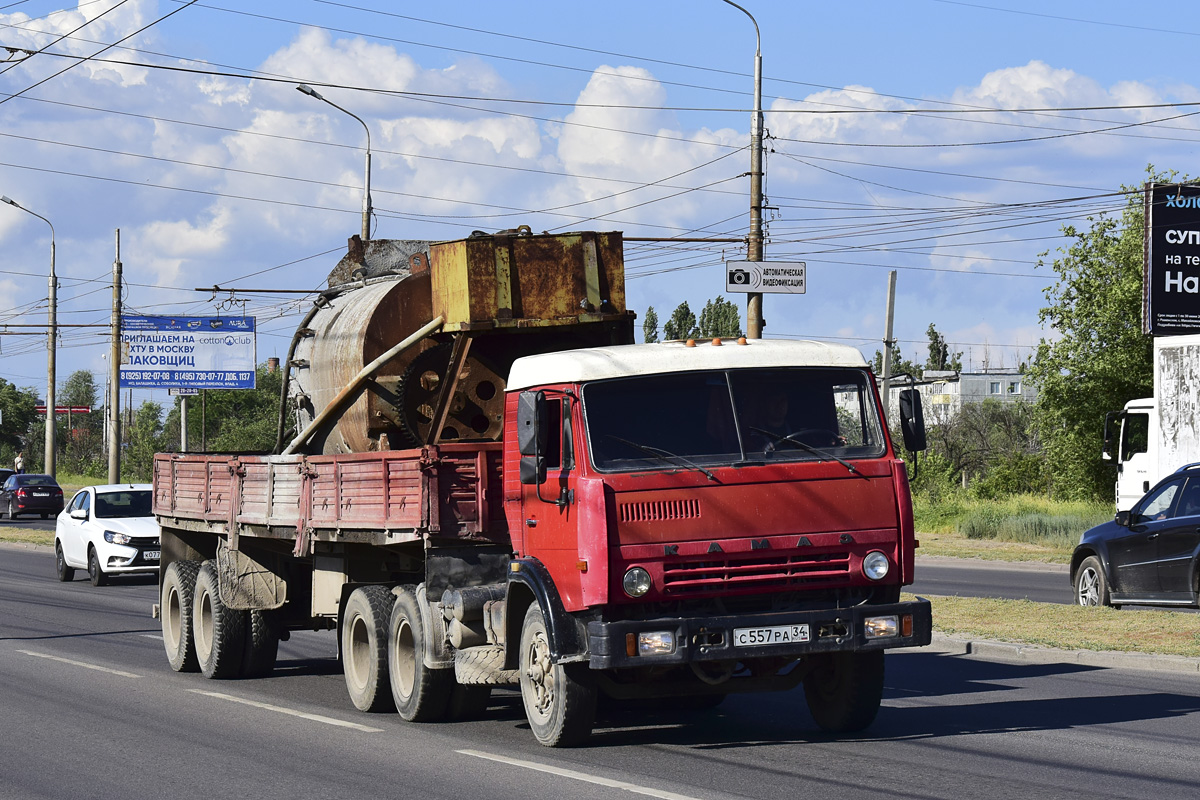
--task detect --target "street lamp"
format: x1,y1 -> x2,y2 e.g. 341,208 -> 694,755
720,0 -> 765,339
1,194 -> 57,477
297,83 -> 373,242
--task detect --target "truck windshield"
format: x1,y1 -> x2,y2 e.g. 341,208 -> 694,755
582,367 -> 886,472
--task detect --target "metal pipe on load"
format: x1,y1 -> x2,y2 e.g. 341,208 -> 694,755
282,315 -> 445,455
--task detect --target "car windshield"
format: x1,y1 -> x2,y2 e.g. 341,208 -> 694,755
95,490 -> 153,518
582,367 -> 887,472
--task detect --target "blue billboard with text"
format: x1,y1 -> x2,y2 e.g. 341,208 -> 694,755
120,316 -> 257,389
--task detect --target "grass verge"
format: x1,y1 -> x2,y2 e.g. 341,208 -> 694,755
916,593 -> 1200,658
913,493 -> 1114,563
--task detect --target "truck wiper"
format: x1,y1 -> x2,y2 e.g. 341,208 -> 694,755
606,435 -> 718,482
747,426 -> 860,476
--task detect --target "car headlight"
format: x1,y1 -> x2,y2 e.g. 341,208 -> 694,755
622,567 -> 652,598
103,531 -> 133,546
862,550 -> 890,581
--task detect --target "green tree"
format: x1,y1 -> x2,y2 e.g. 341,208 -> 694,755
1029,173 -> 1160,500
697,296 -> 743,339
925,323 -> 962,372
163,364 -> 284,453
0,378 -> 38,467
123,401 -> 164,481
642,306 -> 659,343
662,301 -> 699,341
58,369 -> 103,477
871,342 -> 922,380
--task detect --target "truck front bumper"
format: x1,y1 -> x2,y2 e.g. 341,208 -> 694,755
586,597 -> 932,669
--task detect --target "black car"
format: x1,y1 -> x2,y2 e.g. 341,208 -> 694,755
0,473 -> 65,520
0,468 -> 13,485
1072,462 -> 1200,608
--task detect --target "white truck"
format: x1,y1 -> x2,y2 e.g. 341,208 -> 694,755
1104,333 -> 1200,510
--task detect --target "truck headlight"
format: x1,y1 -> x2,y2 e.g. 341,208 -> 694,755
104,531 -> 132,546
862,550 -> 889,581
622,567 -> 652,598
638,631 -> 675,655
864,615 -> 899,638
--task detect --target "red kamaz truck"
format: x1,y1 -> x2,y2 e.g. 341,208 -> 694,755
152,229 -> 931,746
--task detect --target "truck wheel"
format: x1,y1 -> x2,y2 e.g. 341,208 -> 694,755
241,609 -> 281,678
194,560 -> 246,679
162,560 -> 201,673
1075,556 -> 1112,607
55,542 -> 75,582
803,651 -> 884,733
518,603 -> 596,747
87,546 -> 109,587
387,587 -> 450,721
343,585 -> 396,713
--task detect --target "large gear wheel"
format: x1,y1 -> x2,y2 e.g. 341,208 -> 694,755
397,342 -> 506,445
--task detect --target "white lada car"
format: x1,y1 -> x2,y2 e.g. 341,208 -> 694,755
55,484 -> 160,586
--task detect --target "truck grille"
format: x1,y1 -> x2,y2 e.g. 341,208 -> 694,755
661,551 -> 850,594
619,499 -> 701,523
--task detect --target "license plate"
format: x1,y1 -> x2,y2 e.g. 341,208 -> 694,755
143,550 -> 160,561
32,492 -> 49,497
733,624 -> 810,647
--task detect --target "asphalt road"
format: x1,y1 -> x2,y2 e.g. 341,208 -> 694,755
912,557 -> 1071,604
4,544 -> 1200,800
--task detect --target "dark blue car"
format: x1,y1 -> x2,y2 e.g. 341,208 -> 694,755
1072,463 -> 1200,608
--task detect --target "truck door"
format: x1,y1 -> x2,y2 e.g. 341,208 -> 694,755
519,396 -> 583,608
1117,411 -> 1152,511
1156,476 -> 1200,596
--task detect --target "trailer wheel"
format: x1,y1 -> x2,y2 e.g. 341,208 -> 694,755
194,560 -> 246,679
343,586 -> 397,712
241,609 -> 281,678
387,587 -> 450,721
162,560 -> 201,673
803,650 -> 884,733
518,603 -> 596,747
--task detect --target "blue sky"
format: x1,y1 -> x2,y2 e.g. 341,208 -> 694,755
1,0 -> 1198,412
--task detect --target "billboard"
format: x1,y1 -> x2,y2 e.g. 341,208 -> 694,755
1145,183 -> 1200,335
120,316 -> 256,390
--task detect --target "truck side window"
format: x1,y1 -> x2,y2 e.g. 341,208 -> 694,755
1121,413 -> 1148,462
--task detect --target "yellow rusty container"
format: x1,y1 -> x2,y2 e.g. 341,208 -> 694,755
430,229 -> 628,331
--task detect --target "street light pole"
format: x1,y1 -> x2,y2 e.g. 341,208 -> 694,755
297,84 -> 373,242
721,0 -> 765,339
1,195 -> 57,477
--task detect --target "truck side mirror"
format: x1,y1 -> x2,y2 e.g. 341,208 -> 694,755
898,388 -> 927,452
517,391 -> 547,485
1102,411 -> 1121,462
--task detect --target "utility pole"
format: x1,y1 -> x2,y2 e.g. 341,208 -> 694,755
881,271 -> 898,422
181,397 -> 189,452
721,1 -> 765,339
108,230 -> 122,483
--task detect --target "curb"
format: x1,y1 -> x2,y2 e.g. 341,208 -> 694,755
925,631 -> 1200,675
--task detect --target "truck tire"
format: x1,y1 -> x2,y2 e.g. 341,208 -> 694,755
387,587 -> 450,721
343,585 -> 396,713
162,560 -> 201,673
1074,556 -> 1112,607
194,560 -> 246,679
518,603 -> 596,747
241,609 -> 281,678
803,650 -> 884,733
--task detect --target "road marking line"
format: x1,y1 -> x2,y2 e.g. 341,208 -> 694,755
188,689 -> 384,732
458,749 -> 705,800
140,634 -> 164,640
17,649 -> 141,678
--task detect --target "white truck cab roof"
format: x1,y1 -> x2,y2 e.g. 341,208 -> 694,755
506,338 -> 869,391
